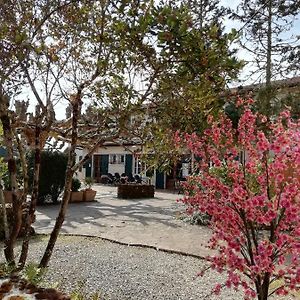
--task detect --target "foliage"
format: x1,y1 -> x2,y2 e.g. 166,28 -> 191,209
21,263 -> 47,286
84,177 -> 94,190
180,210 -> 211,226
3,0 -> 211,270
182,0 -> 230,29
0,124 -> 7,184
0,156 -> 7,184
139,1 -> 242,172
27,151 -> 68,204
179,98 -> 300,300
0,262 -> 15,277
72,178 -> 81,192
70,281 -> 103,300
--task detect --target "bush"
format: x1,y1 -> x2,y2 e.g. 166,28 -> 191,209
71,178 -> 81,192
180,211 -> 211,226
84,177 -> 94,189
27,151 -> 68,205
179,100 -> 300,299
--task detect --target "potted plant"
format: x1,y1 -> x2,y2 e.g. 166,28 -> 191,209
82,177 -> 96,202
70,178 -> 84,202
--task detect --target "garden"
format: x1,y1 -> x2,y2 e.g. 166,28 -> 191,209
0,0 -> 300,299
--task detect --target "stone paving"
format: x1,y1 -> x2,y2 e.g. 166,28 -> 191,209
34,185 -> 212,258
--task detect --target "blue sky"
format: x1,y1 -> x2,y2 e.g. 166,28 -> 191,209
220,0 -> 300,85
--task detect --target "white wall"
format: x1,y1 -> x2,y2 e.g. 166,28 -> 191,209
108,163 -> 125,175
74,148 -> 85,181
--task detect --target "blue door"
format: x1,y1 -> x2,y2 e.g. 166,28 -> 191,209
155,170 -> 165,189
84,159 -> 92,177
100,154 -> 109,176
125,154 -> 133,175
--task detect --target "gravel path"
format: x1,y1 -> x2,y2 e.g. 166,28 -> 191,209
0,235 -> 294,300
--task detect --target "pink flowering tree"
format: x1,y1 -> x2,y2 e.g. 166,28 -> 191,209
178,99 -> 300,300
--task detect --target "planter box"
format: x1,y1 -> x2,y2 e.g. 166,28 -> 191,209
83,189 -> 97,202
70,191 -> 84,203
117,184 -> 154,199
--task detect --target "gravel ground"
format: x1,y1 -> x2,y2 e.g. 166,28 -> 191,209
0,235 -> 295,300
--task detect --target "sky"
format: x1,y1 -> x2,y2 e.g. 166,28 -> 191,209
221,0 -> 300,85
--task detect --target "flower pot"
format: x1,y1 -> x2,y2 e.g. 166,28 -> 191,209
70,191 -> 84,203
83,189 -> 96,202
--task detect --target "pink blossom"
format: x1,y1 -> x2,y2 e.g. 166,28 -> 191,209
180,98 -> 300,300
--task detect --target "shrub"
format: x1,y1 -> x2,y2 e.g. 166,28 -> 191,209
72,178 -> 81,192
178,99 -> 300,300
27,151 -> 68,204
84,177 -> 94,189
180,211 -> 210,226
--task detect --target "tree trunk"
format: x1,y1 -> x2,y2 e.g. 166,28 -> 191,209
39,94 -> 82,268
0,177 -> 9,239
0,96 -> 22,267
18,123 -> 41,270
14,131 -> 29,204
266,0 -> 272,87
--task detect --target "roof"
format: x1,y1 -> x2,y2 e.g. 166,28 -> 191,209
231,76 -> 300,93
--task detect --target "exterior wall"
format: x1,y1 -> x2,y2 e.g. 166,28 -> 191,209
74,148 -> 85,181
75,145 -> 166,188
88,145 -> 142,182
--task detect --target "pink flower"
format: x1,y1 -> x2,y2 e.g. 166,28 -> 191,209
181,98 -> 300,299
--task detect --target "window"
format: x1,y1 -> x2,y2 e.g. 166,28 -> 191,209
134,157 -> 146,174
109,154 -> 125,164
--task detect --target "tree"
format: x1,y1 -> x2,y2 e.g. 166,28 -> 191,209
0,0 -> 81,269
139,1 -> 241,173
232,0 -> 300,114
183,0 -> 230,29
1,0 -> 203,271
179,98 -> 300,300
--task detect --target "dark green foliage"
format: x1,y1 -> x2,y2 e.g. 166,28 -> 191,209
27,151 -> 68,204
71,177 -> 81,192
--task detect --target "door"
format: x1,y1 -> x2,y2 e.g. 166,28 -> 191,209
100,154 -> 109,176
125,154 -> 133,175
93,155 -> 101,182
84,158 -> 92,178
155,169 -> 165,189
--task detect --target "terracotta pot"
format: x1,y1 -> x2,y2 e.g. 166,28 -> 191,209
83,189 -> 96,201
70,191 -> 84,203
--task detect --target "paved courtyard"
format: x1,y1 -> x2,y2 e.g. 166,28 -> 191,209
34,185 -> 212,258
